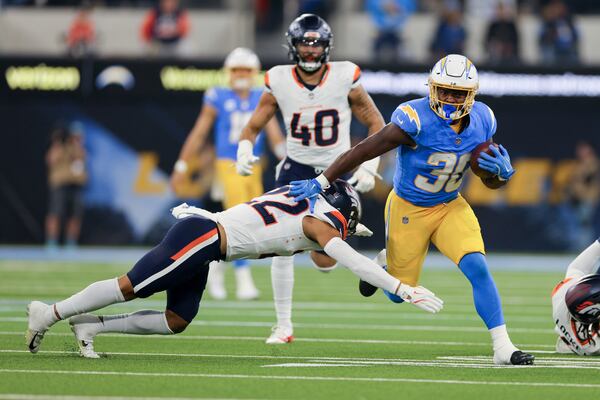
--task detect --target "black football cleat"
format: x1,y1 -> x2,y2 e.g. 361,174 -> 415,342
359,279 -> 378,297
510,351 -> 535,365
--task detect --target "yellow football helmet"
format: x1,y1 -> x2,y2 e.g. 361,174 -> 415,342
428,54 -> 479,121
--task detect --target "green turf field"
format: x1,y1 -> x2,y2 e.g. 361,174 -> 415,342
1,259 -> 598,400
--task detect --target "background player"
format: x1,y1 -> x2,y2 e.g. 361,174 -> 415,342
553,238 -> 600,355
170,47 -> 285,301
26,181 -> 443,358
236,14 -> 386,344
289,54 -> 534,365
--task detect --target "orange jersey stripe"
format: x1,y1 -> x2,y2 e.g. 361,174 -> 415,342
352,66 -> 361,83
329,209 -> 348,239
264,71 -> 271,89
170,228 -> 218,261
551,277 -> 573,297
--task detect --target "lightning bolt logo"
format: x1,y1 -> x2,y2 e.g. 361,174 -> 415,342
399,105 -> 421,132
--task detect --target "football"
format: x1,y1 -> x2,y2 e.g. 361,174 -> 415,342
470,142 -> 499,179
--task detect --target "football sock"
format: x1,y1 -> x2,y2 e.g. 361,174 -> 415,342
271,256 -> 294,329
95,310 -> 173,335
52,278 -> 125,323
489,324 -> 517,353
233,259 -> 249,269
566,239 -> 600,277
458,252 -> 504,329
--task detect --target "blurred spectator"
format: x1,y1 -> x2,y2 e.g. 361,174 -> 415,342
366,0 -> 416,63
485,2 -> 520,65
430,3 -> 466,60
539,0 -> 579,65
140,0 -> 190,57
45,123 -> 88,251
563,141 -> 600,249
465,0 -> 517,21
66,5 -> 96,58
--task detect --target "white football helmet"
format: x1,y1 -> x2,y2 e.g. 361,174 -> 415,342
428,54 -> 479,121
224,47 -> 261,90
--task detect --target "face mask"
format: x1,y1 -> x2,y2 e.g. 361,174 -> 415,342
231,78 -> 251,90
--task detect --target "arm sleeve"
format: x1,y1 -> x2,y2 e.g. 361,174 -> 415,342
203,87 -> 219,108
391,103 -> 421,141
323,237 -> 400,293
565,240 -> 600,279
483,104 -> 497,140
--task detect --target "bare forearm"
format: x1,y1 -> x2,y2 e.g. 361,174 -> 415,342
324,140 -> 379,182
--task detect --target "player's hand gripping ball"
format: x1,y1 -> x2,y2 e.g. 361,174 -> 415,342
470,142 -> 499,179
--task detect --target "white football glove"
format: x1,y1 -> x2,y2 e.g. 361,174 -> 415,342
348,157 -> 381,193
352,223 -> 373,237
170,203 -> 218,221
396,283 -> 444,313
236,139 -> 260,176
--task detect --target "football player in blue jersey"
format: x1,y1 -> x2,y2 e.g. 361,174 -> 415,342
171,47 -> 285,301
289,54 -> 535,365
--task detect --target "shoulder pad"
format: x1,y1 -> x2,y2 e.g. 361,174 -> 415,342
391,102 -> 421,138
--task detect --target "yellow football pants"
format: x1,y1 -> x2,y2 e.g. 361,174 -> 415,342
384,191 -> 485,286
215,159 -> 264,209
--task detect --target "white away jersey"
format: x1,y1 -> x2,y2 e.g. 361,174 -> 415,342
552,274 -> 600,355
265,61 -> 361,169
215,186 -> 348,261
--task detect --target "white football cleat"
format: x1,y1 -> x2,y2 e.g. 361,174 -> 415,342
69,314 -> 101,359
207,261 -> 227,300
235,267 -> 260,301
265,325 -> 294,345
26,301 -> 53,353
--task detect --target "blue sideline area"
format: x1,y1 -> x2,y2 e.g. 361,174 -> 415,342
0,246 -> 576,272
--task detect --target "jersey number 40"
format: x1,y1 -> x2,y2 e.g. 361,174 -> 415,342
290,109 -> 339,147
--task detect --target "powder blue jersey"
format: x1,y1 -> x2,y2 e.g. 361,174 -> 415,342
390,97 -> 497,207
203,87 -> 266,160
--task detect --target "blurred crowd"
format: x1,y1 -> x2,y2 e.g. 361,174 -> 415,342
0,0 -> 587,65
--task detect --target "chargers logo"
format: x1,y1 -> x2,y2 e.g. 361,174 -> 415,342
399,104 -> 421,132
96,65 -> 135,90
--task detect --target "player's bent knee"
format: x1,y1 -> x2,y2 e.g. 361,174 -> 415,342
459,252 -> 492,283
117,275 -> 136,301
165,309 -> 189,334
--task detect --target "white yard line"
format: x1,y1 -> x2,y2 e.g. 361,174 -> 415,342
0,368 -> 598,389
0,395 -> 258,400
0,331 -> 555,348
0,317 -> 555,334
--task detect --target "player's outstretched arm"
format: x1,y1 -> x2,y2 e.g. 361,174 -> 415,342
170,103 -> 217,190
289,123 -> 415,204
237,92 -> 279,175
302,217 -> 444,313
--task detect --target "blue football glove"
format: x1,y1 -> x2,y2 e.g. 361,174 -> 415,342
477,144 -> 515,181
289,178 -> 322,213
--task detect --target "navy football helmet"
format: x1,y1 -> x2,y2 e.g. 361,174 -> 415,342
322,179 -> 362,235
566,274 -> 600,325
286,14 -> 333,73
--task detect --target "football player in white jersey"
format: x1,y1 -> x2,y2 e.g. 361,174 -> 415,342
236,14 -> 386,344
552,238 -> 600,355
26,181 -> 443,358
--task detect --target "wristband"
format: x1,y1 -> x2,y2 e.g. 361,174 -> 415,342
315,174 -> 330,190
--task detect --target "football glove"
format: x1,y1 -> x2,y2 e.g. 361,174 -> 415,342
477,144 -> 515,181
352,223 -> 373,237
289,178 -> 323,213
396,283 -> 444,313
348,157 -> 382,193
171,203 -> 218,221
236,139 -> 260,176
